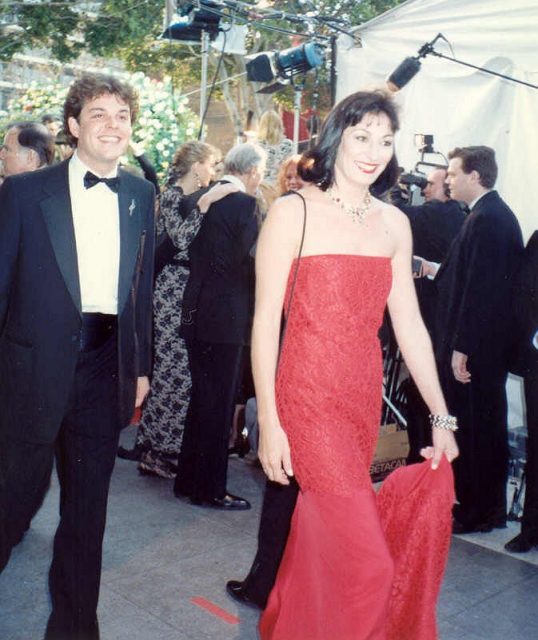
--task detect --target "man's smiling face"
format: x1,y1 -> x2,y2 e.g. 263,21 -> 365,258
68,92 -> 131,175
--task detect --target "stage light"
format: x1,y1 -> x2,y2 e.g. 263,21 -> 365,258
246,42 -> 325,83
161,0 -> 221,44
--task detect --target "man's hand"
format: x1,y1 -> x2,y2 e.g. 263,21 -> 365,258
451,350 -> 471,384
135,376 -> 150,407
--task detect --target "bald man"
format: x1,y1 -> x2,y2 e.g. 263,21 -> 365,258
0,121 -> 55,178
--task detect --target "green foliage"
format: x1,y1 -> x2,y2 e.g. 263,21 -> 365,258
1,71 -> 200,181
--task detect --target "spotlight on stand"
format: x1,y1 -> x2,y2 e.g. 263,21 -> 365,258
246,42 -> 325,153
161,1 -> 221,44
246,42 -> 325,87
160,2 -> 222,141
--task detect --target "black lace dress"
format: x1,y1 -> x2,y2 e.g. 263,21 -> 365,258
136,187 -> 203,478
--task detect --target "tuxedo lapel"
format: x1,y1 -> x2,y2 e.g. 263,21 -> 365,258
40,162 -> 82,314
117,171 -> 142,314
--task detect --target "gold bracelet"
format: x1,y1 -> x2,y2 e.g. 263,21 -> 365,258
429,414 -> 458,432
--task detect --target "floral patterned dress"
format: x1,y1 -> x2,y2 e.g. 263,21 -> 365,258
259,138 -> 294,186
136,186 -> 203,478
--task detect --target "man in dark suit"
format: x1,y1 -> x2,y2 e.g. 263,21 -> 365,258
391,168 -> 466,462
0,73 -> 154,640
173,143 -> 265,510
433,146 -> 524,533
505,230 -> 538,552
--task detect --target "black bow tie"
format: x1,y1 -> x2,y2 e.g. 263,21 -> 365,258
83,171 -> 120,193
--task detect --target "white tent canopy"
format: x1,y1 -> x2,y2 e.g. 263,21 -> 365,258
336,0 -> 538,241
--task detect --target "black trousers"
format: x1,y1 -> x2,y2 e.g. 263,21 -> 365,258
174,340 -> 244,501
521,374 -> 538,537
242,478 -> 299,607
403,377 -> 432,464
442,361 -> 509,526
0,335 -> 120,640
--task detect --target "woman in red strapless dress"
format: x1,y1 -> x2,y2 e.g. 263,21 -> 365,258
252,91 -> 459,640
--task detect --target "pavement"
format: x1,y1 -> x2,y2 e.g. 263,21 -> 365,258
1,424 -> 538,640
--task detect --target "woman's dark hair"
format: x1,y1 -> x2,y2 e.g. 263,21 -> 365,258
299,90 -> 400,197
63,73 -> 139,146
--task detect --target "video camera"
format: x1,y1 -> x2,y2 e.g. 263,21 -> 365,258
399,172 -> 428,190
396,134 -> 447,204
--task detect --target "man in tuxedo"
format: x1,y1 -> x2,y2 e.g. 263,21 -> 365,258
391,167 -> 466,461
505,230 -> 538,552
433,146 -> 524,533
0,73 -> 155,639
173,143 -> 265,510
0,120 -> 55,178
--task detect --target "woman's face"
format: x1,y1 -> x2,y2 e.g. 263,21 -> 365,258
194,155 -> 215,187
285,163 -> 304,191
334,111 -> 394,188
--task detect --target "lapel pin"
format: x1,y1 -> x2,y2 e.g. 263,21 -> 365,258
128,199 -> 136,217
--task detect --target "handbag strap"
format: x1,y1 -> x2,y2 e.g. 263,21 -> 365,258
278,191 -> 307,361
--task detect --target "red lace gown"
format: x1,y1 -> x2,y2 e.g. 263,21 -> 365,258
259,254 -> 454,640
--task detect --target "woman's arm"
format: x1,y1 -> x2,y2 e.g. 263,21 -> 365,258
167,183 -> 240,251
386,208 -> 459,468
252,195 -> 303,484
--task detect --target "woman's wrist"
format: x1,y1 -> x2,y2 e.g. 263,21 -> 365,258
429,414 -> 458,432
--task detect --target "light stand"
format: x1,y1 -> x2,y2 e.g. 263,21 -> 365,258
292,84 -> 303,153
199,29 -> 210,141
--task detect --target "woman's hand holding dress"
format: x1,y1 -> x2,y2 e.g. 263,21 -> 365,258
421,429 -> 459,469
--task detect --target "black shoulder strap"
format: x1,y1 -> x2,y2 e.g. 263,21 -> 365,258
278,191 -> 307,362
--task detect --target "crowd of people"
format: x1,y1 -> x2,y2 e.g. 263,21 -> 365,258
0,71 -> 536,640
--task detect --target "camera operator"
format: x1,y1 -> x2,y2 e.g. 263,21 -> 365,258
391,167 -> 466,462
391,167 -> 466,275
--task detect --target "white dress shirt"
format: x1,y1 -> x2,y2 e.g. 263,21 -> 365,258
69,152 -> 120,314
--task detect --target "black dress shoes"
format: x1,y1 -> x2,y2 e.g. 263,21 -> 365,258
117,445 -> 143,461
504,533 -> 538,553
452,518 -> 507,535
190,494 -> 251,511
226,580 -> 263,610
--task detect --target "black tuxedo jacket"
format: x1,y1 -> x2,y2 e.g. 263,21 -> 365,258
434,190 -> 524,371
0,160 -> 155,444
179,186 -> 258,345
510,230 -> 538,377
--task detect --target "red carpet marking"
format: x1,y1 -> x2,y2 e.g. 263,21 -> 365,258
190,597 -> 240,624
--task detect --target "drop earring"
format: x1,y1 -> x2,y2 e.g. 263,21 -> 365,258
194,170 -> 202,189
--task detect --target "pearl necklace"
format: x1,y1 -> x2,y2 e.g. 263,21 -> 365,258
326,186 -> 371,224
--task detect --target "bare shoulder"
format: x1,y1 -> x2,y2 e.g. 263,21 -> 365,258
266,190 -> 307,229
377,199 -> 411,237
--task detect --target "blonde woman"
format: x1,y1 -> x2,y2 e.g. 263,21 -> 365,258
257,110 -> 293,186
133,142 -> 236,478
